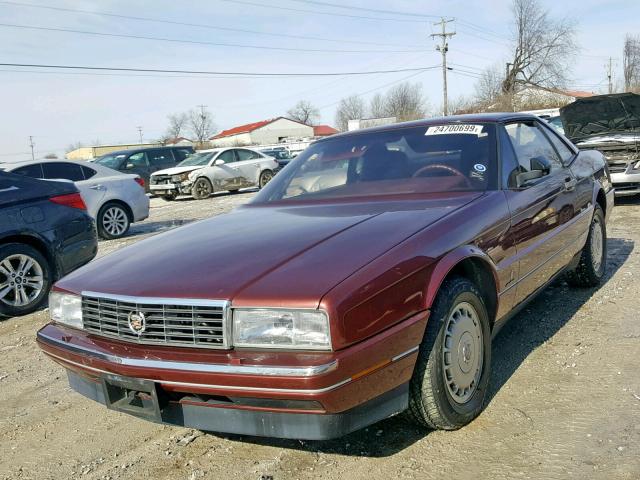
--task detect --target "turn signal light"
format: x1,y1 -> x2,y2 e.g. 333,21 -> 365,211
134,177 -> 145,188
49,193 -> 87,210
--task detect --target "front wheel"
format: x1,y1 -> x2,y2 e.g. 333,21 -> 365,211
406,276 -> 491,430
259,170 -> 274,189
97,202 -> 130,240
0,243 -> 51,318
566,205 -> 606,287
192,177 -> 213,200
162,192 -> 178,201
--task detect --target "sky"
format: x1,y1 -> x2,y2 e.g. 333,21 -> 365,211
0,0 -> 637,160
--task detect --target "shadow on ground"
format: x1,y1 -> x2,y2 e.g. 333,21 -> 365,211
204,237 -> 634,457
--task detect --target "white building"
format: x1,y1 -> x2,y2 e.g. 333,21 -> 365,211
210,117 -> 314,147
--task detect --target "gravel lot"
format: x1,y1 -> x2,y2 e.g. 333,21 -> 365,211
1,191 -> 639,480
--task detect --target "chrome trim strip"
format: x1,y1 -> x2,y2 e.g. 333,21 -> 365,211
42,350 -> 351,395
391,345 -> 419,362
81,291 -> 228,307
38,332 -> 338,377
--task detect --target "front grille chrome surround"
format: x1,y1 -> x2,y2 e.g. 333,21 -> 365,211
81,291 -> 230,349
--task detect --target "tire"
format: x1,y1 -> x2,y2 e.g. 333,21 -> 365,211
0,243 -> 51,318
259,170 -> 274,189
406,276 -> 492,430
192,177 -> 213,200
566,205 -> 606,287
97,202 -> 131,240
162,192 -> 178,201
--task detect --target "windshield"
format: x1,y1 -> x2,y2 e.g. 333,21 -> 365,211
263,150 -> 291,160
254,123 -> 497,203
177,152 -> 215,167
94,153 -> 127,169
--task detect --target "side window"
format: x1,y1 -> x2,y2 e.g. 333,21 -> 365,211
42,162 -> 84,181
174,149 -> 191,161
236,149 -> 262,161
541,125 -> 575,164
216,150 -> 236,164
147,149 -> 173,166
504,122 -> 563,172
81,165 -> 98,179
12,164 -> 43,178
499,127 -> 520,189
125,152 -> 148,169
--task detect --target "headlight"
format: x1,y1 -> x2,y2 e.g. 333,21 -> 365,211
171,173 -> 189,182
49,291 -> 83,329
233,308 -> 331,350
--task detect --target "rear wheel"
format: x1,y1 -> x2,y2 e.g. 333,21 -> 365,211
406,277 -> 491,430
192,177 -> 213,200
566,205 -> 606,287
0,243 -> 51,318
98,202 -> 130,239
259,170 -> 274,189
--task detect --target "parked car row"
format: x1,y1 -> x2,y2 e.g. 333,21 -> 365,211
0,160 -> 149,239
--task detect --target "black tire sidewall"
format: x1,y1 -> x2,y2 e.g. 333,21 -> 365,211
0,243 -> 51,318
193,178 -> 212,199
98,203 -> 130,240
588,206 -> 607,280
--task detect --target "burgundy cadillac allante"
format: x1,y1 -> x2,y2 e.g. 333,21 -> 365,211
37,114 -> 613,440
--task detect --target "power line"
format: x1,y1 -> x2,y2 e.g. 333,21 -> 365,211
0,22 -> 426,54
287,0 -> 440,19
0,0 -> 420,49
218,0 -> 426,23
0,62 -> 439,77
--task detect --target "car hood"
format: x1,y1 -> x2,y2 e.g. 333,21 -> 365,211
56,192 -> 483,306
151,165 -> 204,177
560,93 -> 640,142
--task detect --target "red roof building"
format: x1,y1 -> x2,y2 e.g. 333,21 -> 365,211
313,125 -> 339,137
209,117 -> 315,147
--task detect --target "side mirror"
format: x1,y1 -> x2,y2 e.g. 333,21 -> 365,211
530,156 -> 552,175
215,159 -> 225,165
125,163 -> 135,170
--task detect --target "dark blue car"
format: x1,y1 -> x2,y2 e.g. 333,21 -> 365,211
0,171 -> 97,317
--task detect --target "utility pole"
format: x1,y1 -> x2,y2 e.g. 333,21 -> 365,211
607,57 -> 613,94
136,126 -> 143,144
431,17 -> 456,116
28,136 -> 35,161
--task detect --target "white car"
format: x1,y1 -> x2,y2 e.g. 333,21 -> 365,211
0,160 -> 149,239
149,147 -> 279,200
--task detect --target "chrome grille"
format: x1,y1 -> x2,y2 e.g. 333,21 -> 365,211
150,175 -> 172,184
81,292 -> 229,349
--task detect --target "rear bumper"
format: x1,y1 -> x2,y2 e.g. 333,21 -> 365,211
36,311 -> 428,439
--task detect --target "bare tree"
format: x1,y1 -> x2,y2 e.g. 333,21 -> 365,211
188,107 -> 215,144
369,93 -> 387,118
474,65 -> 505,107
383,82 -> 428,122
43,153 -> 58,159
502,0 -> 576,94
335,95 -> 366,131
287,100 -> 320,125
623,34 -> 640,92
166,112 -> 189,139
65,141 -> 83,153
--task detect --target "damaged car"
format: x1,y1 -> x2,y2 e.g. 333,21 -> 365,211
149,147 -> 278,200
37,114 -> 613,440
561,92 -> 640,196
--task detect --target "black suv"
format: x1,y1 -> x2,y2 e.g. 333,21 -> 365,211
93,146 -> 194,190
0,172 -> 97,317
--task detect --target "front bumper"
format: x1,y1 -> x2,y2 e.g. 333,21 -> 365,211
36,311 -> 428,440
610,171 -> 640,196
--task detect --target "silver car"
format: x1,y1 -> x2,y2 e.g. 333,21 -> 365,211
149,147 -> 279,200
0,160 -> 149,239
561,93 -> 640,196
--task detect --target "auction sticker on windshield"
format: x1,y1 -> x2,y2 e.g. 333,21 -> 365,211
425,124 -> 483,136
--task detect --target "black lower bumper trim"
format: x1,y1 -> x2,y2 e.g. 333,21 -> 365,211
67,371 -> 409,440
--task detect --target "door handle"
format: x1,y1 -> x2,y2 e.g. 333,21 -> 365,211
564,177 -> 577,192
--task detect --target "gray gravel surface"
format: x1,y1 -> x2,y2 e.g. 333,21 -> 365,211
1,192 -> 639,480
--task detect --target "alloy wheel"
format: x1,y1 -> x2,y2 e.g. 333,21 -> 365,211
591,215 -> 604,272
0,254 -> 44,307
260,171 -> 274,188
102,206 -> 129,237
442,301 -> 484,404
